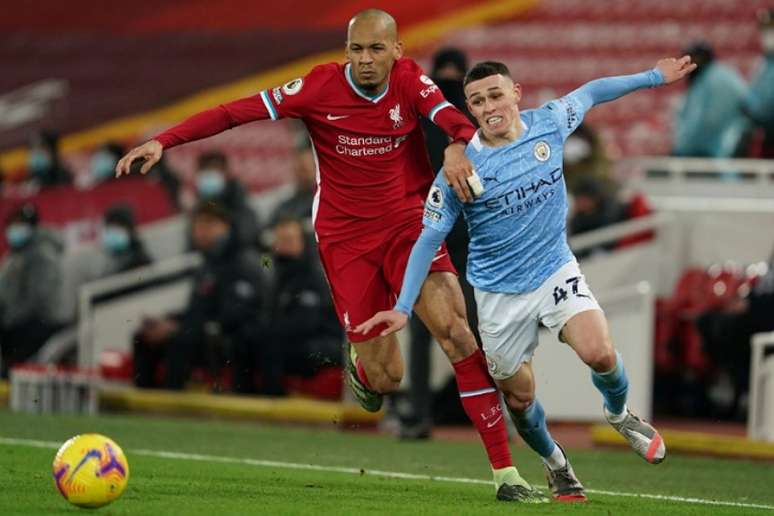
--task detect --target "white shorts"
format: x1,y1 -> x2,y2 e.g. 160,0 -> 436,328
474,259 -> 602,380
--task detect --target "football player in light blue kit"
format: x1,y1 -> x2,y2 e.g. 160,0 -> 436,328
357,55 -> 696,501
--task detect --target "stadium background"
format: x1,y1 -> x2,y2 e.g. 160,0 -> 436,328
1,1 -> 774,513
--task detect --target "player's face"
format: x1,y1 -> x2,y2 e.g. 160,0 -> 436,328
465,74 -> 522,142
346,20 -> 403,93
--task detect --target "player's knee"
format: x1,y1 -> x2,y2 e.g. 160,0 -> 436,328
584,341 -> 617,373
504,391 -> 534,415
437,317 -> 477,362
370,365 -> 403,394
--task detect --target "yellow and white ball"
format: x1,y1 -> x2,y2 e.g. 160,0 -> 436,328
52,433 -> 129,508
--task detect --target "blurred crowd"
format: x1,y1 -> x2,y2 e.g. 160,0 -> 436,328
1,10 -> 773,419
0,130 -> 343,396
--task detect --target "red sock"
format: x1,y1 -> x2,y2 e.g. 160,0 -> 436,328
355,358 -> 373,390
453,349 -> 513,470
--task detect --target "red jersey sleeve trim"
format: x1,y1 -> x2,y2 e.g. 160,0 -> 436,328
260,90 -> 280,120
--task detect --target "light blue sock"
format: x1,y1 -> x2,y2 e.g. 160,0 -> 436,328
591,351 -> 629,416
512,399 -> 556,459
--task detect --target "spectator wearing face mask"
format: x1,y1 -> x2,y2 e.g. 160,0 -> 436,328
0,204 -> 64,377
89,142 -> 124,185
100,204 -> 152,274
742,9 -> 774,158
34,204 -> 152,365
672,41 -> 750,158
194,151 -> 261,249
26,130 -> 72,188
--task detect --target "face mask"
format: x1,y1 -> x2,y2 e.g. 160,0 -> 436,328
28,149 -> 52,177
102,226 -> 131,254
6,223 -> 32,249
196,170 -> 226,198
762,29 -> 774,54
91,150 -> 118,180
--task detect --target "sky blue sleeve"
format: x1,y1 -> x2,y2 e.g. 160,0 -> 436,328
394,173 -> 462,315
422,172 -> 463,233
394,226 -> 448,316
544,68 -> 665,140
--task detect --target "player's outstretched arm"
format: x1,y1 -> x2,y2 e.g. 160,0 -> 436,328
115,139 -> 162,177
567,55 -> 697,114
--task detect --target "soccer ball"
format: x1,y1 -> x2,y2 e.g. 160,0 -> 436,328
52,434 -> 130,508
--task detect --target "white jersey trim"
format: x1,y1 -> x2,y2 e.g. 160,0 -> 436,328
428,101 -> 452,123
309,133 -> 322,243
260,90 -> 279,120
344,63 -> 390,103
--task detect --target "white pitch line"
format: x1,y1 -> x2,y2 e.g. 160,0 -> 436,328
2,436 -> 773,511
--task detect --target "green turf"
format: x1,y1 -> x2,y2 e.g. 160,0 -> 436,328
0,410 -> 772,515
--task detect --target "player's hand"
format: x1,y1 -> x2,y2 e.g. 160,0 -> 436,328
656,56 -> 697,85
354,310 -> 408,337
115,139 -> 163,178
443,142 -> 475,203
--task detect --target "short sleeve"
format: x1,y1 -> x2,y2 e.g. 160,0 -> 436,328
423,174 -> 462,234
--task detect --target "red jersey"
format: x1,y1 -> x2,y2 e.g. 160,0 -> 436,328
155,58 -> 475,244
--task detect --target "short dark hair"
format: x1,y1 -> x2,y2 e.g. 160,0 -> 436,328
104,203 -> 136,230
463,61 -> 512,87
197,151 -> 227,171
192,200 -> 231,223
8,203 -> 38,226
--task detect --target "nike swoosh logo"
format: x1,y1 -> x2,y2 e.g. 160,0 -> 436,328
326,114 -> 350,120
432,253 -> 447,263
486,415 -> 503,428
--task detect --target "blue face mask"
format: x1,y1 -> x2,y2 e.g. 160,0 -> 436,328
6,223 -> 33,249
102,226 -> 131,254
28,149 -> 52,177
91,151 -> 118,180
196,170 -> 226,198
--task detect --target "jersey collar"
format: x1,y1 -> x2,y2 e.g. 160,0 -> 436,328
345,63 -> 390,103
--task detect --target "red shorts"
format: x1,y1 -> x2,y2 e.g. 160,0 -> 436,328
318,226 -> 456,342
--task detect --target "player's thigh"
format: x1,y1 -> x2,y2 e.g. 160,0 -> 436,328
495,361 -> 536,414
475,289 -> 540,383
318,240 -> 394,343
413,271 -> 477,362
537,259 -> 614,371
560,309 -> 616,372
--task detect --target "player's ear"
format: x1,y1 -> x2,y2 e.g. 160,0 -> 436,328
513,83 -> 522,104
394,40 -> 404,59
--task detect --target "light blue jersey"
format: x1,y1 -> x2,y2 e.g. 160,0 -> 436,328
394,68 -> 664,315
424,96 -> 584,294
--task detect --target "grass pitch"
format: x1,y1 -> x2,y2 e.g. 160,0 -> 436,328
0,409 -> 772,515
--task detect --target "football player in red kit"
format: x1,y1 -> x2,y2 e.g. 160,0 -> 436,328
116,9 -> 545,502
